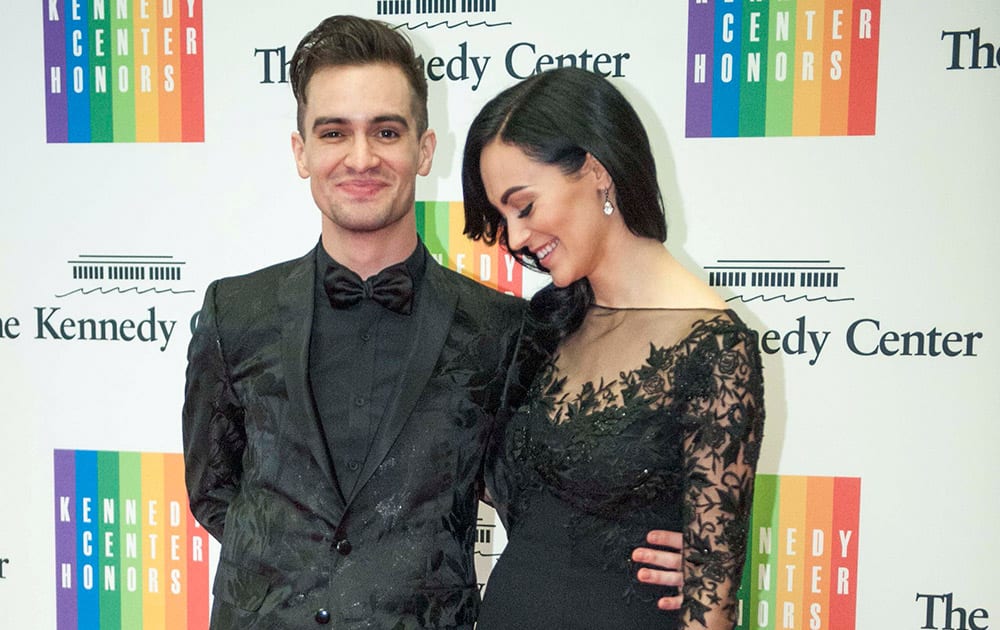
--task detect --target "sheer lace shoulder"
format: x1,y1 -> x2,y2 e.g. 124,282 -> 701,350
550,307 -> 739,411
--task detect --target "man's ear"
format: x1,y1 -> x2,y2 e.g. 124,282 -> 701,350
291,131 -> 310,179
417,128 -> 437,177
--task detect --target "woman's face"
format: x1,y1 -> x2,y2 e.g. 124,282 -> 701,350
478,139 -> 612,287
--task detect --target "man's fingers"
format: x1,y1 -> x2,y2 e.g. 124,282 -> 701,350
646,529 -> 683,549
657,595 -> 683,611
633,530 -> 684,609
635,567 -> 683,587
631,547 -> 682,571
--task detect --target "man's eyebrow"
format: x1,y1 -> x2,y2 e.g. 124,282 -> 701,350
500,185 -> 528,206
311,115 -> 410,131
311,116 -> 348,130
372,114 -> 409,129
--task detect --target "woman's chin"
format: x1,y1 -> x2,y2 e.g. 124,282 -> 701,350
548,269 -> 580,288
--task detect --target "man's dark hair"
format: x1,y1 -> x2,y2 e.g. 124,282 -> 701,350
289,15 -> 429,135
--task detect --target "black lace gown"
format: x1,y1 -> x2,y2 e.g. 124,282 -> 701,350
478,307 -> 765,630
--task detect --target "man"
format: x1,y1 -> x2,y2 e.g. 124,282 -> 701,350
183,15 -> 682,629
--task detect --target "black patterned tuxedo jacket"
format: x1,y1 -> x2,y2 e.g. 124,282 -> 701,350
182,245 -> 525,629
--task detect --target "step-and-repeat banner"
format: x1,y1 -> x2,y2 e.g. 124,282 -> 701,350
1,1 -> 997,628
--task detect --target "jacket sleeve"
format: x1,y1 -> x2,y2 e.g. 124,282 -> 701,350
482,306 -> 543,529
182,280 -> 246,542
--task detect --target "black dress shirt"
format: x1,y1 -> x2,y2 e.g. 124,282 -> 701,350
309,241 -> 428,499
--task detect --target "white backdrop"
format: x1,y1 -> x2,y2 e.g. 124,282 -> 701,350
1,1 -> 998,628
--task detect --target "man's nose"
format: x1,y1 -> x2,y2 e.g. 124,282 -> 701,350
344,136 -> 379,171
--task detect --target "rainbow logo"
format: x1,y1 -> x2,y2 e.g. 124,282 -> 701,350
686,0 -> 881,137
736,475 -> 861,629
416,201 -> 527,297
42,0 -> 205,143
54,450 -> 209,630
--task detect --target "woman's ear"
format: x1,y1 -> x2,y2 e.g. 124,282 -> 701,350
584,153 -> 612,188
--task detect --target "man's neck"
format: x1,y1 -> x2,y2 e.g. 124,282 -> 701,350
320,223 -> 419,280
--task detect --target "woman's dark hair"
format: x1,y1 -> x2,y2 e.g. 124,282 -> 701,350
462,67 -> 666,342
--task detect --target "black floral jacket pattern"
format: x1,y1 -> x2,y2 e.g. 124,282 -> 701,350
183,245 -> 524,629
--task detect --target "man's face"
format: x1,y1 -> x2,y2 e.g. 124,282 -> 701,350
291,63 -> 435,237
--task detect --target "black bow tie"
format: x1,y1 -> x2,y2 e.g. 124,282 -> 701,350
323,263 -> 414,315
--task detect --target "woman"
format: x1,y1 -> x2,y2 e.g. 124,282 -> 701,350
462,67 -> 765,629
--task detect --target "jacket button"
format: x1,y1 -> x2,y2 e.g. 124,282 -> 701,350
335,538 -> 352,556
314,608 -> 331,624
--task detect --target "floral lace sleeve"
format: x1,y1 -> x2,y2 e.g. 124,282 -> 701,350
674,326 -> 764,628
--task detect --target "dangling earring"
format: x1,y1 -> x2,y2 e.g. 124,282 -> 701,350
602,188 -> 614,216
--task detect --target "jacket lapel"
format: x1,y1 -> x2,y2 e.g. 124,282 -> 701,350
347,258 -> 457,505
278,247 -> 347,516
